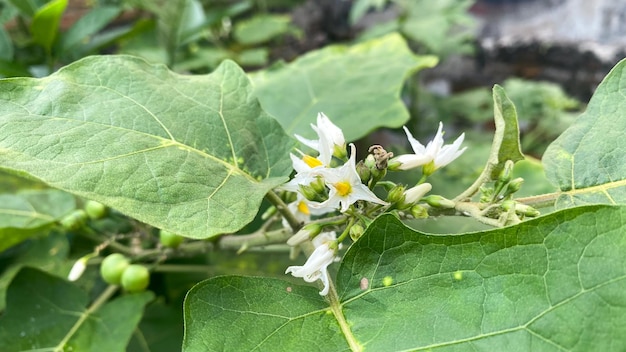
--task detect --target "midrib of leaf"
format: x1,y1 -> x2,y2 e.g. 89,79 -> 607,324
0,208 -> 55,221
52,285 -> 118,352
562,178 -> 626,203
327,280 -> 362,352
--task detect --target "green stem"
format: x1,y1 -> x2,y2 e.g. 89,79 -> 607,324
219,228 -> 291,251
80,227 -> 136,256
516,192 -> 559,208
334,217 -> 356,245
265,190 -> 301,232
54,285 -> 119,352
455,202 -> 503,228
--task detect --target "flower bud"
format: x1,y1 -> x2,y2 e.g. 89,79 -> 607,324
349,224 -> 365,241
501,200 -> 515,211
403,183 -> 432,204
515,203 -> 540,217
68,256 -> 90,281
356,160 -> 371,184
310,176 -> 327,195
364,154 -> 376,170
287,224 -> 322,246
422,195 -> 456,209
410,204 -> 428,218
386,185 -> 406,204
299,184 -> 321,202
502,177 -> 524,198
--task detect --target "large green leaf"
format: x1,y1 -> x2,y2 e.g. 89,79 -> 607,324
543,58 -> 626,209
250,33 -> 438,142
0,56 -> 294,238
0,189 -> 75,251
183,206 -> 626,351
0,267 -> 153,351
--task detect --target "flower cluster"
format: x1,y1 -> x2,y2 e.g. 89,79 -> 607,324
282,112 -> 387,217
283,114 -> 467,296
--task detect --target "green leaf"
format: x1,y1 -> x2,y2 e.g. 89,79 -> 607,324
30,0 -> 68,53
183,206 -> 626,351
234,14 -> 293,45
0,56 -> 294,238
60,6 -> 122,57
0,189 -> 75,251
0,26 -> 13,61
455,85 -> 524,200
250,33 -> 438,142
490,84 -> 525,177
543,58 -> 626,209
0,232 -> 69,311
0,267 -> 153,351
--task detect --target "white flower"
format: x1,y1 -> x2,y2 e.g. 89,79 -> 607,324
315,144 -> 388,212
282,195 -> 334,230
280,153 -> 325,192
68,257 -> 88,281
403,183 -> 432,204
394,122 -> 466,173
295,112 -> 346,165
285,231 -> 338,295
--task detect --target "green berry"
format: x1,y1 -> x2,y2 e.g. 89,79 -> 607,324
60,209 -> 88,231
121,264 -> 150,293
100,253 -> 130,285
85,200 -> 108,220
159,230 -> 184,248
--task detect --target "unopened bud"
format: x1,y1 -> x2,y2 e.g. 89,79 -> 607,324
356,161 -> 371,184
501,200 -> 515,211
422,195 -> 455,209
349,224 -> 365,241
386,159 -> 403,171
68,256 -> 90,281
299,184 -> 319,202
403,183 -> 432,204
515,203 -> 540,217
310,176 -> 327,195
287,224 -> 322,246
502,177 -> 524,197
410,204 -> 428,219
386,185 -> 406,204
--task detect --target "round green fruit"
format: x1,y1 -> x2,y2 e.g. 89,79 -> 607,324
121,264 -> 150,293
60,209 -> 88,231
100,253 -> 130,285
85,200 -> 108,220
159,230 -> 184,248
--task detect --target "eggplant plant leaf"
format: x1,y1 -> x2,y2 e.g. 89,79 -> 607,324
0,56 -> 294,239
543,58 -> 626,208
183,206 -> 626,351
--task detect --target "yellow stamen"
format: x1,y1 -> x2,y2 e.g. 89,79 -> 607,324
303,155 -> 323,168
334,181 -> 352,196
297,200 -> 310,215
